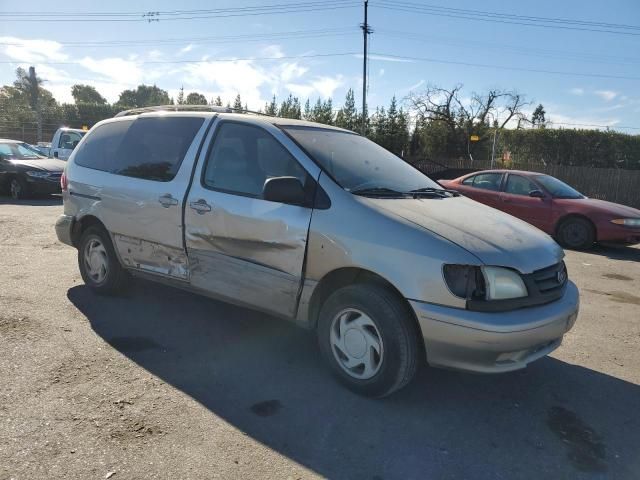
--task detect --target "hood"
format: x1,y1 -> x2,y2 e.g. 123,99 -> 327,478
366,195 -> 563,274
8,158 -> 66,171
558,197 -> 640,218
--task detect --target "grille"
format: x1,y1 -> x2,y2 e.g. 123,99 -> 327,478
530,261 -> 567,294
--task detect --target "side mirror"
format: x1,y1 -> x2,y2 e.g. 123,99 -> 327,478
53,151 -> 59,158
529,189 -> 545,198
263,176 -> 306,206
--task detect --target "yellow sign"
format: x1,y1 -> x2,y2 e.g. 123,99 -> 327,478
470,135 -> 480,142
82,125 -> 89,131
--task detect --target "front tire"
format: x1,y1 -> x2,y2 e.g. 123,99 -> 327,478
78,226 -> 128,294
317,284 -> 420,398
557,217 -> 595,250
10,177 -> 28,200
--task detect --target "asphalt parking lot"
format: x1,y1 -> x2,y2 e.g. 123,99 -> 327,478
1,197 -> 639,480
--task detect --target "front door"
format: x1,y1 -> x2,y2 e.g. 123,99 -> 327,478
184,120 -> 317,318
54,130 -> 84,160
499,174 -> 552,232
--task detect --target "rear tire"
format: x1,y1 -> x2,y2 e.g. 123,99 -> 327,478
317,284 -> 420,398
557,217 -> 595,250
78,226 -> 129,295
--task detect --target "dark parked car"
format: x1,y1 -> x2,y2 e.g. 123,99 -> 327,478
440,170 -> 640,249
0,139 -> 65,199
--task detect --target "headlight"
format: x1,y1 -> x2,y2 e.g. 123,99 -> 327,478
611,218 -> 640,227
25,170 -> 50,178
481,266 -> 528,300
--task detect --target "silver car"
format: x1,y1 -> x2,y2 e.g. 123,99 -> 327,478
55,107 -> 579,397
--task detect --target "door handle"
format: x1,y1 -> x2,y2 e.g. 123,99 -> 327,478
158,194 -> 178,208
189,199 -> 212,214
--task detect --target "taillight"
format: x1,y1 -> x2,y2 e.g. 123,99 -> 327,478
61,172 -> 68,191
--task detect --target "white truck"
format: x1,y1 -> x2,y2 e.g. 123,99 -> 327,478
46,127 -> 87,160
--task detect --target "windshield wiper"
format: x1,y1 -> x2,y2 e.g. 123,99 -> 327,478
408,187 -> 460,197
350,187 -> 408,198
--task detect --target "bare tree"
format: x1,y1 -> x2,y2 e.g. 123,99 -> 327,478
406,84 -> 530,161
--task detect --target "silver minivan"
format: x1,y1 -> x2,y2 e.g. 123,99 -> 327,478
56,106 -> 579,397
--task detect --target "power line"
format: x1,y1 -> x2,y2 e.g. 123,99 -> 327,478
546,121 -> 640,131
0,28 -> 359,48
0,1 -> 361,22
375,29 -> 640,67
376,1 -> 640,36
0,51 -> 360,65
367,51 -> 640,81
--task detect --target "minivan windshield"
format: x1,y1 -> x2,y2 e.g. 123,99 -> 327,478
282,126 -> 441,194
534,174 -> 584,199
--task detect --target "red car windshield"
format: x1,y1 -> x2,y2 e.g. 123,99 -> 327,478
534,175 -> 583,199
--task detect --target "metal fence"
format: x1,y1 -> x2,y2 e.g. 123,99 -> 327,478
413,158 -> 640,209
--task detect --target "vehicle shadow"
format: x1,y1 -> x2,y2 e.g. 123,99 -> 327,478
0,195 -> 62,206
588,244 -> 640,263
68,281 -> 640,480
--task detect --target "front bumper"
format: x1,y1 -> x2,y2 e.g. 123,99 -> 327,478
409,281 -> 579,373
25,175 -> 62,194
55,214 -> 75,247
597,222 -> 640,245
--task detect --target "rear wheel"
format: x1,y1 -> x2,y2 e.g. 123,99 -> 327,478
78,226 -> 129,294
557,217 -> 595,250
317,284 -> 420,398
10,177 -> 28,200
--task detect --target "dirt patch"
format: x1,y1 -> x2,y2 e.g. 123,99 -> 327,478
0,315 -> 38,340
602,273 -> 633,281
547,406 -> 607,473
585,289 -> 640,306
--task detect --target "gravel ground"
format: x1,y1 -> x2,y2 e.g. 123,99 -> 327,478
1,197 -> 639,480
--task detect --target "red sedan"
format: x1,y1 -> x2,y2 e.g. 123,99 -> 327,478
440,170 -> 640,249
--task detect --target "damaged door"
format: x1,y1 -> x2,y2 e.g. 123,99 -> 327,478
185,120 -> 315,318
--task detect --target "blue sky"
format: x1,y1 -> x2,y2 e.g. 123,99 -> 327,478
1,0 -> 639,132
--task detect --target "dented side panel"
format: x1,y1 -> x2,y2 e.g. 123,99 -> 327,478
185,196 -> 312,318
113,234 -> 189,280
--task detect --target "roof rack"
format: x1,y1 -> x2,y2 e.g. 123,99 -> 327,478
114,104 -> 273,118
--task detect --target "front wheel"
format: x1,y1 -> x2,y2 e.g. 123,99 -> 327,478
317,284 -> 420,398
78,226 -> 129,294
10,178 -> 28,200
557,217 -> 595,250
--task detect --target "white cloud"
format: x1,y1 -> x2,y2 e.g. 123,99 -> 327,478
595,90 -> 618,101
355,54 -> 415,63
178,44 -> 194,55
404,79 -> 425,92
378,68 -> 385,77
0,36 -> 68,63
260,44 -> 285,59
79,56 -> 143,85
148,50 -> 163,60
569,87 -> 584,96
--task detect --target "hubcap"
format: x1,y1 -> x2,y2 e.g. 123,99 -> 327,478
565,222 -> 587,246
10,180 -> 20,199
329,308 -> 383,380
83,238 -> 108,284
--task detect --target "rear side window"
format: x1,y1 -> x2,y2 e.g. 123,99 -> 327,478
112,117 -> 204,182
471,173 -> 503,191
74,120 -> 133,172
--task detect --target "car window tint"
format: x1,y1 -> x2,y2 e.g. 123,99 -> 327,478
59,131 -> 84,149
74,120 -> 133,172
505,175 -> 538,196
203,122 -> 307,198
472,173 -> 502,191
111,117 -> 204,182
462,176 -> 475,185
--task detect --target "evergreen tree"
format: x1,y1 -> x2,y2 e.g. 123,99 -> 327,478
233,94 -> 243,111
176,86 -> 185,105
185,92 -> 207,105
213,96 -> 223,106
303,99 -> 312,120
265,95 -> 278,116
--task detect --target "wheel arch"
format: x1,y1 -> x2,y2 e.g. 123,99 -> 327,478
555,213 -> 597,239
305,268 -> 424,353
71,214 -> 108,247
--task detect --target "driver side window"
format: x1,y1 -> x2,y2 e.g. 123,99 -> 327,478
203,122 -> 308,198
505,175 -> 538,196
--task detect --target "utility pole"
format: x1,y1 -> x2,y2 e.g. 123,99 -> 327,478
360,0 -> 372,135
